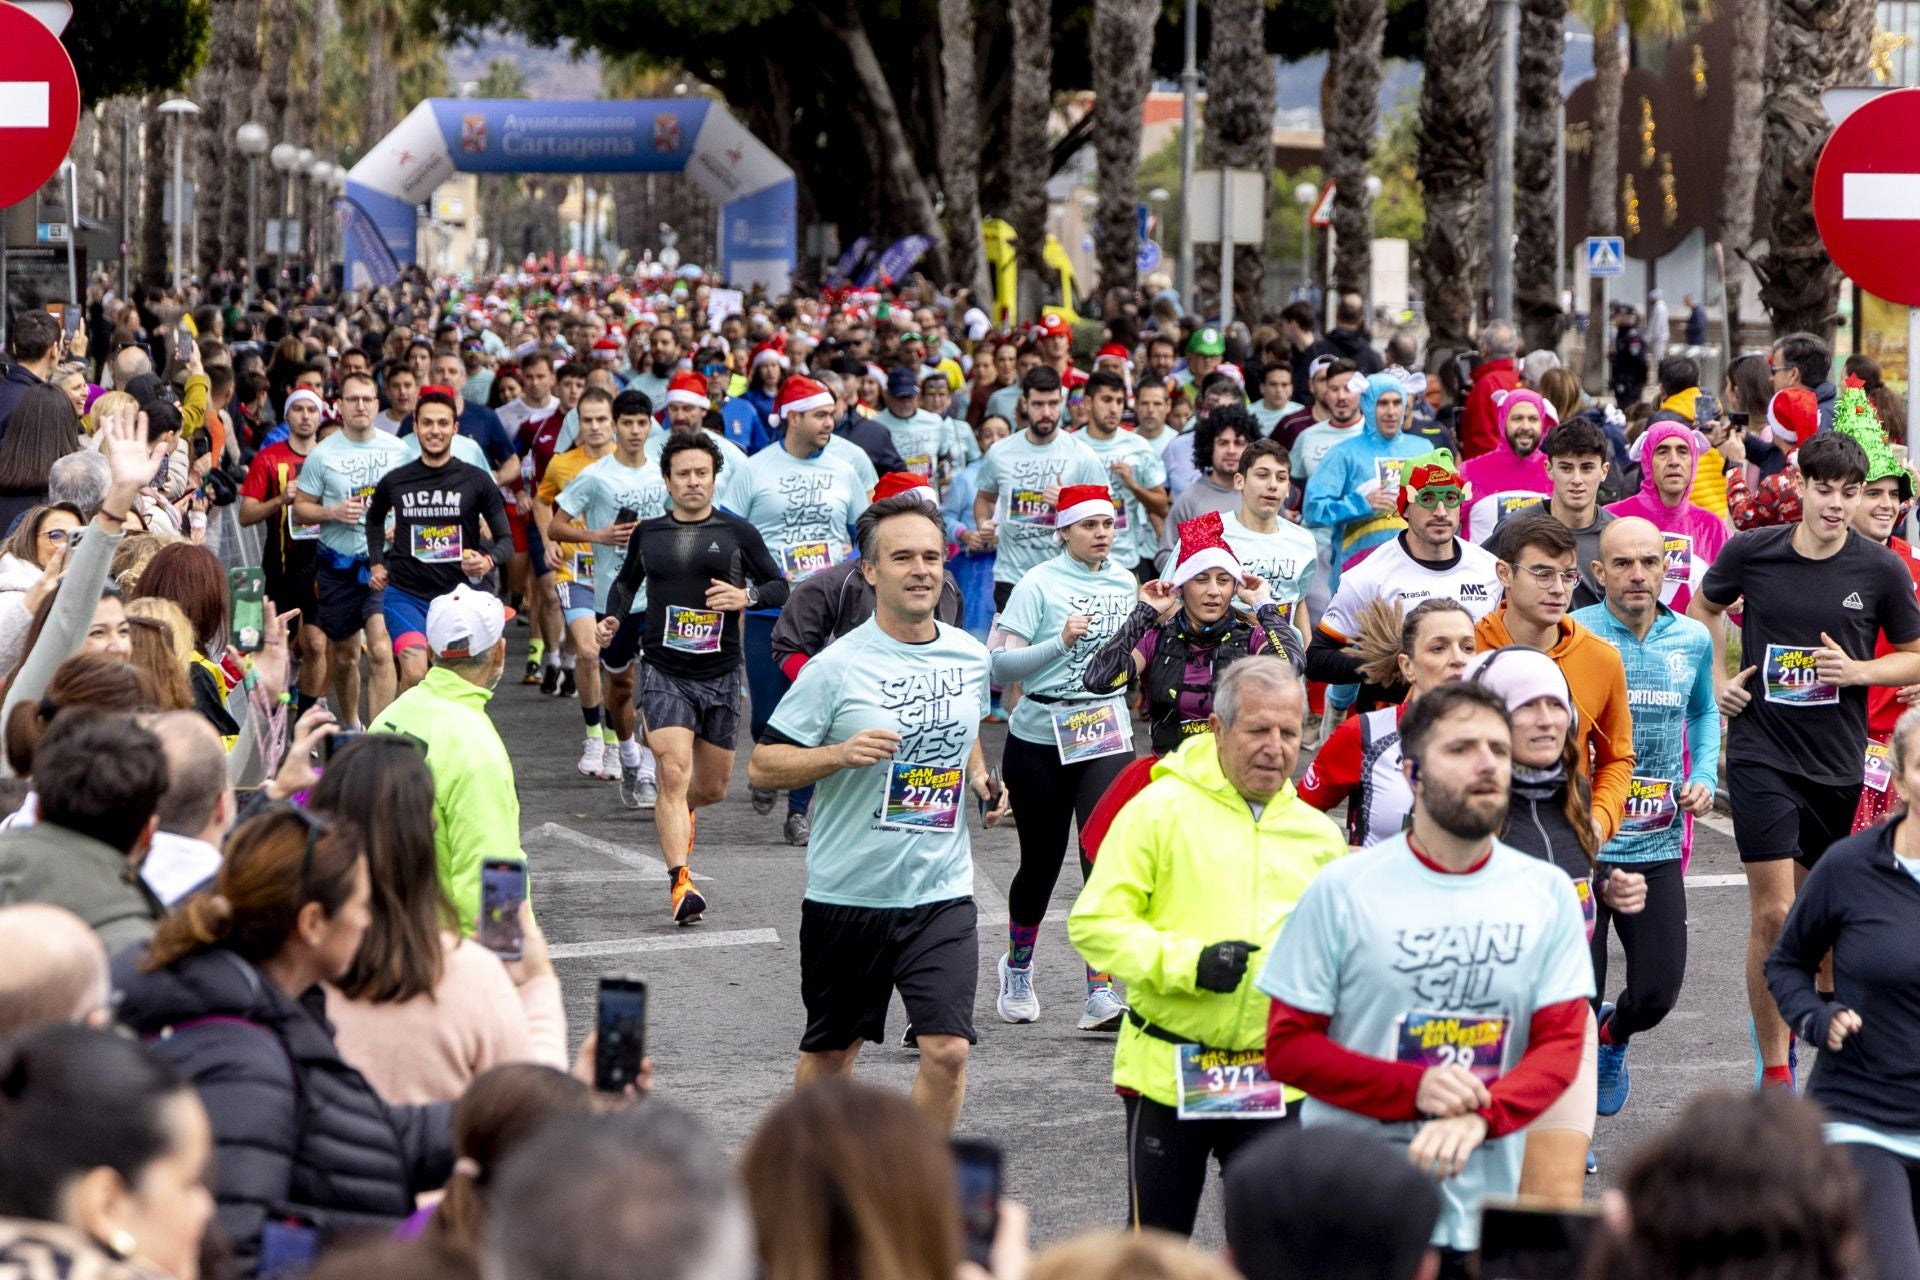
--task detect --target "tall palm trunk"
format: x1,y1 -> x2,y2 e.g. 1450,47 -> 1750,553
1418,0 -> 1492,352
140,95 -> 170,291
363,2 -> 397,149
1327,0 -> 1386,297
1754,0 -> 1869,340
1008,0 -> 1052,314
262,0 -> 295,142
820,3 -> 946,272
1089,0 -> 1157,300
1719,0 -> 1770,345
193,0 -> 244,279
1579,6 -> 1621,392
1515,0 -> 1568,353
938,0 -> 989,299
218,0 -> 264,277
1199,0 -> 1275,320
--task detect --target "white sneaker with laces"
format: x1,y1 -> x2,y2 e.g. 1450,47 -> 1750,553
997,954 -> 1039,1024
1078,984 -> 1127,1032
597,741 -> 622,781
576,737 -> 603,777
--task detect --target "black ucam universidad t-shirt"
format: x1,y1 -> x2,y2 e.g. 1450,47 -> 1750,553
1701,526 -> 1920,786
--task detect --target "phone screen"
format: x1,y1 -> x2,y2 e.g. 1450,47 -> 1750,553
594,976 -> 648,1093
62,305 -> 80,338
951,1139 -> 1001,1269
258,1216 -> 321,1278
229,567 -> 265,652
1477,1201 -> 1602,1280
476,859 -> 528,959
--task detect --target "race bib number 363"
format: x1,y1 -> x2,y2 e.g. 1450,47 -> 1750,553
877,760 -> 963,832
411,524 -> 462,563
1394,1011 -> 1509,1084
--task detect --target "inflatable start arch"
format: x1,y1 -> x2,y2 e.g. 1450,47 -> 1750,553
341,98 -> 797,293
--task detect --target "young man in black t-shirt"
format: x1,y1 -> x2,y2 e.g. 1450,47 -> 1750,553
600,433 -> 790,924
1690,431 -> 1920,1088
367,389 -> 514,693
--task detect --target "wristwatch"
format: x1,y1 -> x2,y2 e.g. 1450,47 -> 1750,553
745,584 -> 761,609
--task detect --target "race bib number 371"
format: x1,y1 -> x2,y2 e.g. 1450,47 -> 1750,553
1174,1046 -> 1285,1120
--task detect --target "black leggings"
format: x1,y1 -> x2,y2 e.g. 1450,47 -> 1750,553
1122,1094 -> 1294,1237
1590,858 -> 1687,1042
1002,733 -> 1133,928
1843,1143 -> 1920,1280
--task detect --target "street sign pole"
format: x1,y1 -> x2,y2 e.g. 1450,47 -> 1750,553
1220,173 -> 1235,331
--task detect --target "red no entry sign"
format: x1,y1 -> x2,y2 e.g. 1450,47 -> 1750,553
1813,87 -> 1920,307
0,3 -> 80,211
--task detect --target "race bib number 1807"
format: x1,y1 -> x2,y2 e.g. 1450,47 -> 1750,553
663,605 -> 722,654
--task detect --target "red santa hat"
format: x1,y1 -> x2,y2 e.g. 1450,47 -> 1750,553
773,375 -> 835,422
750,341 -> 790,373
1055,483 -> 1116,528
872,472 -> 939,507
665,370 -> 710,409
1766,386 -> 1819,446
1095,342 -> 1131,365
590,336 -> 621,361
1168,511 -> 1244,588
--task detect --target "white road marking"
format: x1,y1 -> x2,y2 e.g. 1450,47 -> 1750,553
549,928 -> 780,959
530,822 -> 710,881
1698,810 -> 1735,837
0,82 -> 50,129
1685,874 -> 1747,888
1844,172 -> 1920,220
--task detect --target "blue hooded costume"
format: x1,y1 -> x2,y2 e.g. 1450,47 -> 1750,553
1301,371 -> 1432,591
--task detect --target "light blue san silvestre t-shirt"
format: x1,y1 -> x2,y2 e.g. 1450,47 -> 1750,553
736,444 -> 866,584
556,454 -> 670,613
975,430 -> 1107,585
1079,427 -> 1168,568
295,429 -> 411,559
997,550 -> 1140,746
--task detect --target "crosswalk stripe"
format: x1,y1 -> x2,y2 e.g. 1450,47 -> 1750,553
530,821 -> 711,881
549,928 -> 780,959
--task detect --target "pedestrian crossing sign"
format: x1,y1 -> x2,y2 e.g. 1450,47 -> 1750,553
1586,236 -> 1625,278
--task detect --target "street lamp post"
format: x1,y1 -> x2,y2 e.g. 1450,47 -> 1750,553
1363,174 -> 1383,321
1294,183 -> 1316,302
235,122 -> 268,305
157,98 -> 200,292
1490,0 -> 1518,322
269,142 -> 298,287
310,162 -> 335,283
1177,0 -> 1197,307
294,148 -> 314,284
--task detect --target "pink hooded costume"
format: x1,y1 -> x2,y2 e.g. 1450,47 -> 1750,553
1604,418 -> 1729,611
1461,389 -> 1556,542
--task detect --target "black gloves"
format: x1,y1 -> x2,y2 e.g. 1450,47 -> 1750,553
1196,940 -> 1261,994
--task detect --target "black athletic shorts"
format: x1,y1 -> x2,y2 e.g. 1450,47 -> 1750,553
640,665 -> 739,749
315,564 -> 384,642
265,565 -> 319,626
1729,761 -> 1859,866
597,610 -> 645,674
799,896 -> 978,1052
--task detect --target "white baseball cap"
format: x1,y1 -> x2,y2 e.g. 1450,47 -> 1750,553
425,586 -> 514,660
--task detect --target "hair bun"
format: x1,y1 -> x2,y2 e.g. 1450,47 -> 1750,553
185,892 -> 236,943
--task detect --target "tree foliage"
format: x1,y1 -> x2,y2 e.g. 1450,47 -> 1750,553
65,0 -> 213,105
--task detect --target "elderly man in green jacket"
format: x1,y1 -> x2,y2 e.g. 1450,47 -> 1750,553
371,585 -> 523,933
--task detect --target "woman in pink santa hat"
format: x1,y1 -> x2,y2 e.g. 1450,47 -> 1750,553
1603,419 -> 1729,612
1461,389 -> 1556,542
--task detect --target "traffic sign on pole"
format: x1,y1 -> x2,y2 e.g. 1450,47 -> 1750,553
0,2 -> 81,211
1137,239 -> 1162,274
1585,236 -> 1624,278
1308,181 -> 1337,229
1812,87 -> 1920,307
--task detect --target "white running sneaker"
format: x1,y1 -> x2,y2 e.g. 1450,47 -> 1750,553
576,737 -> 603,777
1078,984 -> 1127,1032
597,741 -> 622,781
997,954 -> 1040,1024
633,774 -> 659,808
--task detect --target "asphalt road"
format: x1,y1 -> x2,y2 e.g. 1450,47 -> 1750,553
495,633 -> 1767,1250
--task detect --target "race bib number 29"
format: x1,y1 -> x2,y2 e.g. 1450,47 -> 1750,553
1394,1011 -> 1509,1084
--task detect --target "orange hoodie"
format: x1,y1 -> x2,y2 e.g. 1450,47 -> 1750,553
1474,607 -> 1636,842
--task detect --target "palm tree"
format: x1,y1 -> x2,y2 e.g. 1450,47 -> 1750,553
1089,0 -> 1158,299
1200,0 -> 1276,320
1718,0 -> 1768,344
1755,0 -> 1874,340
140,93 -> 169,290
1572,0 -> 1688,387
1326,0 -> 1386,297
218,0 -> 263,276
1007,0 -> 1052,315
938,0 -> 989,300
477,58 -> 528,275
1418,0 -> 1492,352
1515,0 -> 1569,353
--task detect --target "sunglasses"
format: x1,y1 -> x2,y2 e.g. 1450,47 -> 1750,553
284,805 -> 333,902
699,364 -> 728,377
1410,487 -> 1464,509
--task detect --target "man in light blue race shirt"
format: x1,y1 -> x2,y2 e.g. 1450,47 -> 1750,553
738,375 -> 870,846
1570,516 -> 1718,1120
1221,440 -> 1318,638
1260,682 -> 1593,1266
972,365 -> 1106,609
749,495 -> 1007,1133
549,389 -> 672,811
875,366 -> 949,484
292,369 -> 410,725
1077,370 -> 1169,581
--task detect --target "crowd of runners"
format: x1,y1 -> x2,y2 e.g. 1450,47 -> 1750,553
0,263 -> 1915,1280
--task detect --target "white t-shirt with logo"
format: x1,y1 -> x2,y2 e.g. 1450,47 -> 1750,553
1319,535 -> 1504,642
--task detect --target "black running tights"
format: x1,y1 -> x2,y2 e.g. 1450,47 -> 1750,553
1002,733 -> 1132,929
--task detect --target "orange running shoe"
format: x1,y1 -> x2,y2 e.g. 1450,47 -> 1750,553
670,866 -> 706,925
